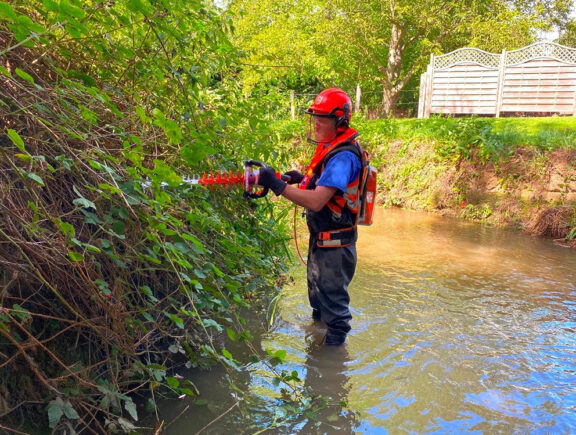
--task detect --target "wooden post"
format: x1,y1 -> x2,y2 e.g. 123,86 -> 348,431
418,73 -> 426,118
495,50 -> 507,118
573,82 -> 576,116
290,90 -> 295,120
355,84 -> 361,113
424,56 -> 434,118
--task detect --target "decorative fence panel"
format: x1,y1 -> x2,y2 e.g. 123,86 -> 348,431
418,43 -> 576,118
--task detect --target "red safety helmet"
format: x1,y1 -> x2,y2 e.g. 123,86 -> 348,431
305,88 -> 352,129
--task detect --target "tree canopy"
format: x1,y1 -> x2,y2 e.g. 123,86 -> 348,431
229,0 -> 574,116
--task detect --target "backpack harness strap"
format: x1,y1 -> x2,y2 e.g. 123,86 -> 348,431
315,143 -> 366,248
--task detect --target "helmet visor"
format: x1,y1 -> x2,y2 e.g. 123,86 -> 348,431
306,112 -> 338,144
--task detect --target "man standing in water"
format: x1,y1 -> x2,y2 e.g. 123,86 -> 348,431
258,88 -> 363,346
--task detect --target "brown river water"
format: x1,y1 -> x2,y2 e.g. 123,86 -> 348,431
156,207 -> 576,434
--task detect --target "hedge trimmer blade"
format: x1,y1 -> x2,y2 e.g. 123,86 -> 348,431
144,161 -> 285,199
183,170 -> 244,188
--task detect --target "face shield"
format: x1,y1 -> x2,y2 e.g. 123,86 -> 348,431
306,112 -> 338,144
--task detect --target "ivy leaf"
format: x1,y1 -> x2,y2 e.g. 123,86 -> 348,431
7,129 -> 25,151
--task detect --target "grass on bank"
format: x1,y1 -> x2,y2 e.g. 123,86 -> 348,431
273,116 -> 576,162
357,116 -> 576,159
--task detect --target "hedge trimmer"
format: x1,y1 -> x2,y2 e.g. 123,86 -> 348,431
183,160 -> 289,199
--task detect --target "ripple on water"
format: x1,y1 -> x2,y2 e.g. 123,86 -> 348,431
160,209 -> 576,434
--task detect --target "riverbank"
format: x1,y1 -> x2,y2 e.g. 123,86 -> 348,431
357,117 -> 576,247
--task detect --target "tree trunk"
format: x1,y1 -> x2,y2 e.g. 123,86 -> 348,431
381,22 -> 404,117
381,86 -> 402,118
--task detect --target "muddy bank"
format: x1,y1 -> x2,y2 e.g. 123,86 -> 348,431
375,140 -> 576,246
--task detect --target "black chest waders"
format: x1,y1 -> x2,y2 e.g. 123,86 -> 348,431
305,141 -> 364,346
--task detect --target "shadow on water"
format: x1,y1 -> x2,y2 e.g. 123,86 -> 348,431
158,208 -> 576,434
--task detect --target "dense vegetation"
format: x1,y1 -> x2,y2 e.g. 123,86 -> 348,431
1,0 -> 575,433
0,1 -> 293,432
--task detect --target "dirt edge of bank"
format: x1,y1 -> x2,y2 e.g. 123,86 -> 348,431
375,142 -> 576,248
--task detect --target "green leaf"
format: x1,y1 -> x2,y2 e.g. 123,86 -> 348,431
73,197 -> 96,209
68,251 -> 84,262
12,304 -> 32,323
59,0 -> 86,19
0,2 -> 17,21
274,349 -> 287,361
0,65 -> 12,77
79,105 -> 98,124
144,363 -> 167,371
47,398 -> 64,428
118,417 -> 137,431
211,264 -> 224,278
14,153 -> 31,162
42,0 -> 59,13
84,243 -> 101,253
56,219 -> 75,238
15,68 -> 35,85
165,376 -> 180,388
126,0 -> 150,14
166,313 -> 184,329
124,398 -> 138,421
202,318 -> 222,332
226,328 -> 237,341
112,220 -> 126,235
7,129 -> 25,151
46,397 -> 78,428
27,173 -> 45,187
63,402 -> 79,419
141,311 -> 154,322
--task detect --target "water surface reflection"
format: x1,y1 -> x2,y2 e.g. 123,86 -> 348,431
162,208 -> 576,434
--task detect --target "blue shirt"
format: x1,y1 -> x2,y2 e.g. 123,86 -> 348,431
316,151 -> 361,194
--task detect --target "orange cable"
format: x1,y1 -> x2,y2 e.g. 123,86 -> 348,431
293,205 -> 307,266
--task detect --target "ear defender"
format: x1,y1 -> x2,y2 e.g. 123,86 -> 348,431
335,103 -> 350,128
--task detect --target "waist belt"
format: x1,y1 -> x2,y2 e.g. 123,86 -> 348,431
316,226 -> 357,248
